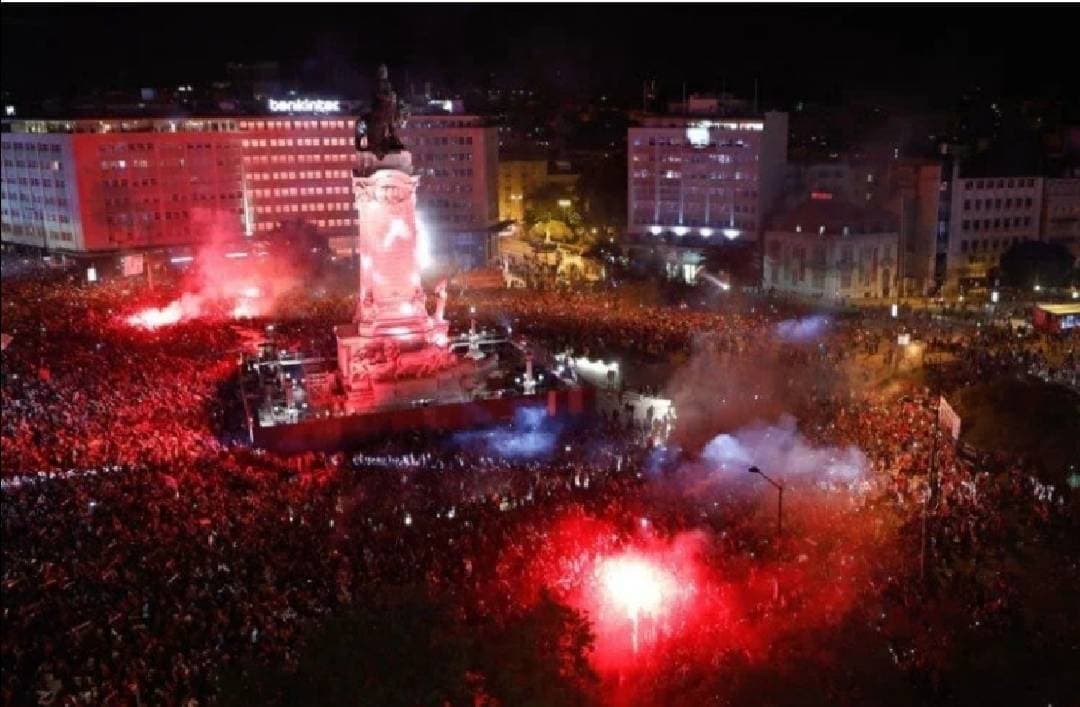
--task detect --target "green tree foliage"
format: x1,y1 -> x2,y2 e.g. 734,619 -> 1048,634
219,587 -> 598,707
477,590 -> 598,707
997,240 -> 1075,289
524,183 -> 585,242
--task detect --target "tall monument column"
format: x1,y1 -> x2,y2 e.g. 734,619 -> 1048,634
335,65 -> 454,413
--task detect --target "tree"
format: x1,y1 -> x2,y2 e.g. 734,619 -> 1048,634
220,586 -> 475,707
477,590 -> 598,707
524,183 -> 585,243
997,240 -> 1075,289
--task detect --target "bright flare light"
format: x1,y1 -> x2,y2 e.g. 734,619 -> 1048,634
598,555 -> 673,622
126,302 -> 184,329
232,300 -> 256,319
596,553 -> 679,653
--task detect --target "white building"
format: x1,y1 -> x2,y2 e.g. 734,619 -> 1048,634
400,115 -> 500,268
628,107 -> 788,241
763,195 -> 900,300
1041,177 -> 1080,259
946,172 -> 1043,291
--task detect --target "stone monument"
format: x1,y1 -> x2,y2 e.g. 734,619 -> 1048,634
335,65 -> 466,413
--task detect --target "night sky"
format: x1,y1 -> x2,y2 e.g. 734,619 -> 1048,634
2,4 -> 1077,107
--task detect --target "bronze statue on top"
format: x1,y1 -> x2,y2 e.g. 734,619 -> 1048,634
356,64 -> 407,158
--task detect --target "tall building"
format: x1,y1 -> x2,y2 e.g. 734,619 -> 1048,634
762,195 -> 900,300
627,107 -> 788,241
497,157 -> 581,226
400,114 -> 500,269
2,112 -> 500,268
946,171 -> 1044,291
882,159 -> 945,296
1041,177 -> 1080,259
2,118 -> 245,254
236,115 -> 358,248
782,157 -> 946,295
498,158 -> 548,223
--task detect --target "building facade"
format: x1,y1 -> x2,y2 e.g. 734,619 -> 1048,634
2,113 -> 500,268
946,173 -> 1044,291
2,118 -> 244,253
400,115 -> 500,268
627,110 -> 788,241
1040,177 -> 1080,259
498,158 -> 548,223
762,196 -> 900,300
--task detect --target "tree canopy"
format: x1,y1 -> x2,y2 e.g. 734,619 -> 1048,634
996,240 -> 1075,289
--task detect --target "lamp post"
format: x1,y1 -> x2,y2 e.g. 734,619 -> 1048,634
748,466 -> 783,542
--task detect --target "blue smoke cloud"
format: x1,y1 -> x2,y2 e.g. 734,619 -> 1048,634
452,406 -> 558,459
775,315 -> 830,343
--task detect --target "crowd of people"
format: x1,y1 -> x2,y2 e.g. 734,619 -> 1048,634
2,269 -> 1076,705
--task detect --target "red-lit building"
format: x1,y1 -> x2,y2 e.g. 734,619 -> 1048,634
1,118 -> 245,254
2,112 -> 500,266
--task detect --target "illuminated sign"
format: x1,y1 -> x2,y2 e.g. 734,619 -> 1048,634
267,98 -> 341,114
686,123 -> 710,147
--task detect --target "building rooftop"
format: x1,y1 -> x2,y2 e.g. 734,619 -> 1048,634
770,194 -> 898,235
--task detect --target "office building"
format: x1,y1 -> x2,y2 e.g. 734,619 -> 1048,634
946,171 -> 1043,291
627,103 -> 788,241
2,111 -> 500,268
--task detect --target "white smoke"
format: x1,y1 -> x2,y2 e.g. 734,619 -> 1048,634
700,414 -> 868,483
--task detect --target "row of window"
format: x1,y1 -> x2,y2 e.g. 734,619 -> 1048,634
252,218 -> 355,232
3,192 -> 70,209
238,120 -> 350,131
633,170 -> 754,181
3,142 -> 63,153
2,177 -> 67,189
415,153 -> 474,163
960,216 -> 1032,232
103,192 -> 241,206
4,160 -> 63,171
3,208 -> 72,224
98,142 -> 236,154
959,237 -> 1027,253
254,203 -> 352,215
245,170 -> 351,181
107,210 -> 192,224
634,138 -> 752,148
405,136 -> 475,146
250,186 -> 351,198
964,178 -> 1036,190
241,137 -> 350,148
963,197 -> 1033,211
419,168 -> 474,178
0,221 -> 77,242
242,154 -> 351,165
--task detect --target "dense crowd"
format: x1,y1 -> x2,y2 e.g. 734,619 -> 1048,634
2,272 -> 1076,705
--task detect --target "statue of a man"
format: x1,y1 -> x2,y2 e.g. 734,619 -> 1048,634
357,64 -> 406,158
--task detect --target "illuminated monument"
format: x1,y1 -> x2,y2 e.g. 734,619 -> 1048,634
335,66 -> 467,413
241,66 -> 587,449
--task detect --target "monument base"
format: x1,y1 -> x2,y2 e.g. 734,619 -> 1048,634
248,386 -> 594,453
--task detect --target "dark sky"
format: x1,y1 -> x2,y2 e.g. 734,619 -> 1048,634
2,3 -> 1076,107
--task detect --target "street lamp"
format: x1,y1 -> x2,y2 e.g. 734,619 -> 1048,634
748,466 -> 783,542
